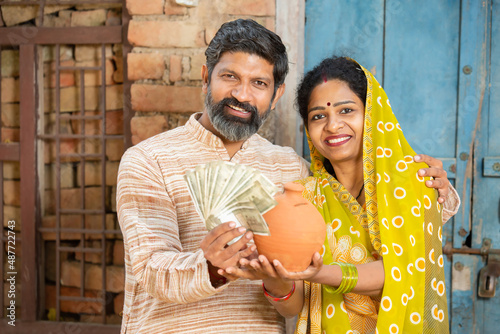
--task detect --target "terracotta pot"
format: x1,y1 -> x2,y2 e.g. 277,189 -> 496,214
254,182 -> 326,272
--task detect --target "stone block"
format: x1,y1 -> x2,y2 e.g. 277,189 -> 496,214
128,20 -> 205,48
1,6 -> 38,26
131,84 -> 203,113
1,78 -> 19,103
3,180 -> 20,206
1,103 -> 20,127
127,53 -> 165,81
1,50 -> 20,77
42,45 -> 74,62
44,163 -> 75,189
3,161 -> 20,180
71,9 -> 107,27
75,161 -> 120,187
74,45 -> 113,62
44,241 -> 71,282
131,115 -> 168,145
169,55 -> 183,82
74,59 -> 115,86
60,260 -> 124,293
44,60 -> 76,88
74,240 -> 113,264
126,0 -> 164,15
106,139 -> 125,161
111,186 -> 117,212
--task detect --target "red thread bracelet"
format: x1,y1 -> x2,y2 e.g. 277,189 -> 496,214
262,281 -> 295,302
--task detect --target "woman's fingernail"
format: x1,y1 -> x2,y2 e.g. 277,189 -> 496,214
238,227 -> 246,233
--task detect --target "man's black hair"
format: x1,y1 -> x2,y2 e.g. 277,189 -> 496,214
205,19 -> 289,93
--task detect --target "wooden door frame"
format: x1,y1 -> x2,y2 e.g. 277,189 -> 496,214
0,2 -> 129,331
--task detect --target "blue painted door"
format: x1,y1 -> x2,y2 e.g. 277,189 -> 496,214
305,0 -> 500,332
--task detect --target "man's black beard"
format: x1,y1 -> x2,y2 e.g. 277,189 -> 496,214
205,88 -> 272,142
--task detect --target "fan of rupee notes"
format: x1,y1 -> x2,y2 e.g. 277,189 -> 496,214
184,161 -> 279,236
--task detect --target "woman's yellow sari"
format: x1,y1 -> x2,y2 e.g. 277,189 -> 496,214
295,64 -> 449,334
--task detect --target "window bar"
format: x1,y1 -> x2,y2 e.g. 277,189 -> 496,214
79,66 -> 86,301
100,43 -> 108,324
55,43 -> 62,322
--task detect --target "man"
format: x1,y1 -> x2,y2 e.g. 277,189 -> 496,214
117,19 -> 459,333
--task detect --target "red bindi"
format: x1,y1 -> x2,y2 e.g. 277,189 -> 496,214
327,102 -> 331,106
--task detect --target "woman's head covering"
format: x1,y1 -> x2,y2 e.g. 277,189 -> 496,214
296,58 -> 449,334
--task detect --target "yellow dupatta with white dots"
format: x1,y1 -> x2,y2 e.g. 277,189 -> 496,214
295,64 -> 449,334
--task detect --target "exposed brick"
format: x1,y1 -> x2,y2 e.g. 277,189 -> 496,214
113,240 -> 124,266
45,285 -> 104,314
128,20 -> 204,48
107,85 -> 124,110
44,60 -> 76,88
74,59 -> 115,86
106,139 -> 125,161
44,86 -> 99,113
3,161 -> 20,180
219,0 -> 275,16
164,0 -> 188,15
71,9 -> 107,27
60,260 -> 124,293
37,10 -> 72,28
131,84 -> 203,113
1,127 -> 20,143
43,138 -> 79,164
3,206 -> 21,229
1,6 -> 38,26
3,180 -> 20,206
126,0 -> 164,15
169,55 -> 183,82
1,50 -> 20,77
1,103 -> 20,127
74,45 -> 113,62
189,53 -> 205,81
112,56 -> 124,83
44,163 -> 75,189
131,115 -> 168,145
44,5 -> 73,15
84,214 -> 117,239
43,45 -> 74,62
114,292 -> 124,315
75,161 -> 120,186
44,187 -> 110,214
127,53 -> 165,81
106,9 -> 122,26
1,78 -> 19,103
75,240 -> 113,264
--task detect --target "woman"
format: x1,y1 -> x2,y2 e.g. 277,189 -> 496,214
223,56 -> 449,334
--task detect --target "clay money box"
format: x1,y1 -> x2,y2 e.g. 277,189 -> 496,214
254,182 -> 326,272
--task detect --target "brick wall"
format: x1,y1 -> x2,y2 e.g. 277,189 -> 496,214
1,2 -> 125,325
126,0 -> 278,145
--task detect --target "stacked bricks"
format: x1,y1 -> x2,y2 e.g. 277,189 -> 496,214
1,3 -> 125,325
125,0 -> 277,145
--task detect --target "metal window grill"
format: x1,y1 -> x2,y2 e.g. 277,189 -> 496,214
1,1 -> 131,331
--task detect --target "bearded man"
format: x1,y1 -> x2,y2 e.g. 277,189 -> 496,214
116,19 -> 459,334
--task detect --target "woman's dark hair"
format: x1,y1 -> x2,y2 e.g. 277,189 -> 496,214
296,56 -> 367,126
205,19 -> 289,93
